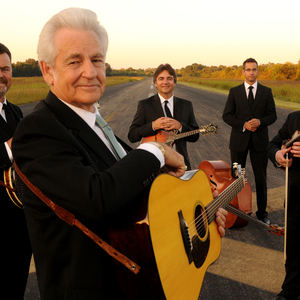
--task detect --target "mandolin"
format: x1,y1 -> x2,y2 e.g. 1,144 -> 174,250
140,123 -> 218,147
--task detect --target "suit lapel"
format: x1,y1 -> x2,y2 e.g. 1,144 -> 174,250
0,114 -> 14,135
152,94 -> 165,117
238,84 -> 252,112
44,92 -> 117,167
252,83 -> 262,111
173,96 -> 180,119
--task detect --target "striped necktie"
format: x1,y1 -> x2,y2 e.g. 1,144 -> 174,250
95,114 -> 126,160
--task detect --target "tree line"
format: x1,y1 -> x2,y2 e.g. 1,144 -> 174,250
178,61 -> 300,80
11,59 -> 300,81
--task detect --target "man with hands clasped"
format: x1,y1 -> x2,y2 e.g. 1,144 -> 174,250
222,57 -> 277,225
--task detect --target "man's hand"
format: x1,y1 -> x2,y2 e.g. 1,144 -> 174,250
290,141 -> 300,158
158,142 -> 186,177
245,118 -> 260,132
275,148 -> 293,168
216,208 -> 227,237
153,117 -> 181,131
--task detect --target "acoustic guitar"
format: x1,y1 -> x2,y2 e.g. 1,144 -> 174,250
109,164 -> 245,300
141,123 -> 218,147
148,165 -> 245,300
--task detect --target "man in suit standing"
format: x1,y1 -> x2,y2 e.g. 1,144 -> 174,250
222,57 -> 277,224
268,112 -> 300,300
128,63 -> 199,170
0,43 -> 32,298
12,8 -> 227,300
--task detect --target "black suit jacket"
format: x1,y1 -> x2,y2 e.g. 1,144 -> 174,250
0,101 -> 23,215
222,83 -> 277,152
128,94 -> 199,169
12,91 -> 162,299
268,110 -> 300,170
1,101 -> 32,298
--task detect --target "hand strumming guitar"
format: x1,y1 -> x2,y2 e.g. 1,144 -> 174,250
153,142 -> 227,237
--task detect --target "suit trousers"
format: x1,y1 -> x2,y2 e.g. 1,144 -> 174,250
279,169 -> 300,298
230,136 -> 268,219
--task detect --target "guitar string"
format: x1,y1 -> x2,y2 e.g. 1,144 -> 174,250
191,177 -> 244,238
187,176 -> 245,239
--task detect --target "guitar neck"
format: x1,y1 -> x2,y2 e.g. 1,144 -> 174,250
206,176 -> 245,224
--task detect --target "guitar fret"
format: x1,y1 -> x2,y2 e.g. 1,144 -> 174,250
206,176 -> 245,224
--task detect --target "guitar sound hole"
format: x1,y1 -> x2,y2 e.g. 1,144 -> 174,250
194,204 -> 207,239
192,204 -> 210,269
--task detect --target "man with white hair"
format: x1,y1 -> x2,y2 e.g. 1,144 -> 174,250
12,7 -> 227,299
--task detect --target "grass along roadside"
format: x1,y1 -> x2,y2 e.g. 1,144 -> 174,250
6,76 -> 144,106
178,78 -> 300,111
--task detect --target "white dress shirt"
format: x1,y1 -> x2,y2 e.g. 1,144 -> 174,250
243,81 -> 260,131
244,81 -> 258,99
59,99 -> 165,167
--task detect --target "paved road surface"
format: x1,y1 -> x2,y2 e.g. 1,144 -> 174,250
21,79 -> 291,299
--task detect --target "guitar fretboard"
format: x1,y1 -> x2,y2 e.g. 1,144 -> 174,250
206,175 -> 245,224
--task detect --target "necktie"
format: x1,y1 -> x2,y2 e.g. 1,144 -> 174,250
2,103 -> 17,129
248,86 -> 254,109
95,114 -> 126,160
164,100 -> 173,118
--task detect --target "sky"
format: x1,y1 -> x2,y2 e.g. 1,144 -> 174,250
2,0 -> 300,70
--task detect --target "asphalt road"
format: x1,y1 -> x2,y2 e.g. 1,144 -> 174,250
22,79 -> 292,300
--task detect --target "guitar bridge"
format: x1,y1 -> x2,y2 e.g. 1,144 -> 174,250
178,210 -> 193,264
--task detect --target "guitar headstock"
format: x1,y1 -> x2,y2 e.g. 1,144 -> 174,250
232,162 -> 245,177
200,123 -> 218,136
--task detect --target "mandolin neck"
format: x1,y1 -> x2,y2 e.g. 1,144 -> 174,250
168,128 -> 208,142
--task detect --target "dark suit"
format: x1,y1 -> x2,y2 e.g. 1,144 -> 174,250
0,101 -> 32,299
128,94 -> 199,170
222,82 -> 277,219
12,91 -> 164,299
268,111 -> 300,298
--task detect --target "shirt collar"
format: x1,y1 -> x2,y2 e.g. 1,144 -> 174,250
58,98 -> 100,129
244,81 -> 258,90
0,97 -> 7,114
158,93 -> 174,106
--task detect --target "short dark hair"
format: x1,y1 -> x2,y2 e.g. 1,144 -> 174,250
243,58 -> 258,69
0,43 -> 12,62
153,63 -> 177,83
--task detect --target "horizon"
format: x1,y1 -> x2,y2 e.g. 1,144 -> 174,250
3,1 -> 300,70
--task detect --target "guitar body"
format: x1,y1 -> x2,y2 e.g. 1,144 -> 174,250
148,170 -> 221,300
109,223 -> 166,300
108,191 -> 166,300
141,130 -> 177,147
